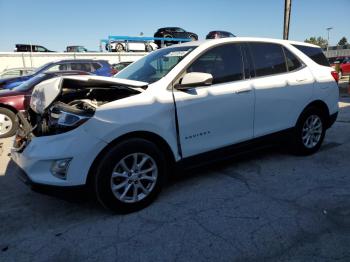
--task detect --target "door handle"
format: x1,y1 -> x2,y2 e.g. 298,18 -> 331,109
296,78 -> 307,82
235,88 -> 252,94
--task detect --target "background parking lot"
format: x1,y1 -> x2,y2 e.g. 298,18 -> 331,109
1,93 -> 350,261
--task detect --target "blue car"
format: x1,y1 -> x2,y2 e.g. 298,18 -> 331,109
0,59 -> 113,89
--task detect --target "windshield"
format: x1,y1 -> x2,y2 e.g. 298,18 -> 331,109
32,62 -> 53,74
13,74 -> 48,91
115,46 -> 196,83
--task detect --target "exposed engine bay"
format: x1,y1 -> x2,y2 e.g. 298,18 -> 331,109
17,76 -> 144,144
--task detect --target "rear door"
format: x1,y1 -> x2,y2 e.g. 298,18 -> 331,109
249,42 -> 314,137
173,43 -> 255,157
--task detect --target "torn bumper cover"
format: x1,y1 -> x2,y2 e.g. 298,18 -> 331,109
11,126 -> 108,187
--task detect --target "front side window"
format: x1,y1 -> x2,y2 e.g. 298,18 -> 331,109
116,46 -> 196,83
187,44 -> 243,84
46,64 -> 68,72
36,46 -> 46,52
249,43 -> 287,77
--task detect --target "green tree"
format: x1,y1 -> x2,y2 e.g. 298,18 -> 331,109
338,37 -> 348,46
304,36 -> 328,48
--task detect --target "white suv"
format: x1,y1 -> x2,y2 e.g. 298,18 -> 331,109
12,37 -> 339,213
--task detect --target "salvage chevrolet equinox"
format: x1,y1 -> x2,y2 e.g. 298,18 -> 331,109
12,38 -> 339,213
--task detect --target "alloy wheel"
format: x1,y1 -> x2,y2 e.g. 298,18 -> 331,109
0,113 -> 13,136
302,115 -> 323,149
110,153 -> 158,203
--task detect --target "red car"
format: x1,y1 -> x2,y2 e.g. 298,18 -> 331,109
337,56 -> 350,78
0,71 -> 89,138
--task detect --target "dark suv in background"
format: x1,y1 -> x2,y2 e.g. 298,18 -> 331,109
154,27 -> 198,47
0,59 -> 114,89
15,44 -> 54,52
206,31 -> 236,39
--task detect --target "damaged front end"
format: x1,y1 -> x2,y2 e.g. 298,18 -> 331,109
13,76 -> 147,151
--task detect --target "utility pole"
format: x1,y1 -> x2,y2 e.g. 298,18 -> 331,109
283,0 -> 292,40
326,27 -> 333,52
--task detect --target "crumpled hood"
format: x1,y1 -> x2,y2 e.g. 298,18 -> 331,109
30,75 -> 148,114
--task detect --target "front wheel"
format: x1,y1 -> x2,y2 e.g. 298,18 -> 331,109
94,138 -> 166,213
292,107 -> 326,155
0,108 -> 18,138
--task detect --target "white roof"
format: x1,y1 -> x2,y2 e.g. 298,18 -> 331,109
169,37 -> 320,48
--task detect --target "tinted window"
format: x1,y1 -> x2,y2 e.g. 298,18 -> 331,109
292,44 -> 330,66
70,63 -> 91,72
249,43 -> 287,77
283,48 -> 302,71
187,44 -> 243,84
46,64 -> 68,72
91,63 -> 102,71
36,46 -> 46,52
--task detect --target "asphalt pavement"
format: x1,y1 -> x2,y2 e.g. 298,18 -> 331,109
0,94 -> 350,262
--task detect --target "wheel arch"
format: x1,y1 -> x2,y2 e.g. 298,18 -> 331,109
297,100 -> 331,127
0,103 -> 18,114
86,131 -> 176,187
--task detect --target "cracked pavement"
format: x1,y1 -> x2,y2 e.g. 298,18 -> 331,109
1,97 -> 350,262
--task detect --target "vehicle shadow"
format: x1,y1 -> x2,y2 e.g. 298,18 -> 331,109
3,144 -> 284,213
166,144 -> 284,187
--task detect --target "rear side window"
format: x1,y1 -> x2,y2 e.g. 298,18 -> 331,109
292,44 -> 330,66
283,48 -> 302,71
70,63 -> 92,72
249,43 -> 287,77
91,63 -> 102,71
187,44 -> 243,84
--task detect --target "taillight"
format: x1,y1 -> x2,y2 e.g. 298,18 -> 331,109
331,71 -> 339,83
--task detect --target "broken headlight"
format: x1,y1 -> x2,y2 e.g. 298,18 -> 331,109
57,111 -> 91,127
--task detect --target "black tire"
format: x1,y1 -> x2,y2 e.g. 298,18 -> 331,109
94,138 -> 167,213
189,34 -> 197,41
145,44 -> 153,52
291,107 -> 326,155
0,108 -> 18,138
163,34 -> 173,46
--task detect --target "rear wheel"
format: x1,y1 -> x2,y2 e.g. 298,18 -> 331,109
0,108 -> 18,138
115,43 -> 124,52
94,138 -> 166,213
292,107 -> 326,155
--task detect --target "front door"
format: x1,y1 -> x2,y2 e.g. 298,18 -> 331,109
173,44 -> 255,158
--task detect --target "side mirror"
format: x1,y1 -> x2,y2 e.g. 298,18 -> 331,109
175,72 -> 213,90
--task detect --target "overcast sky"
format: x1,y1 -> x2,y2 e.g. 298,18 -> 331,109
0,0 -> 349,51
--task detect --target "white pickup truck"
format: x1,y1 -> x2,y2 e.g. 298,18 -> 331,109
12,37 -> 339,213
